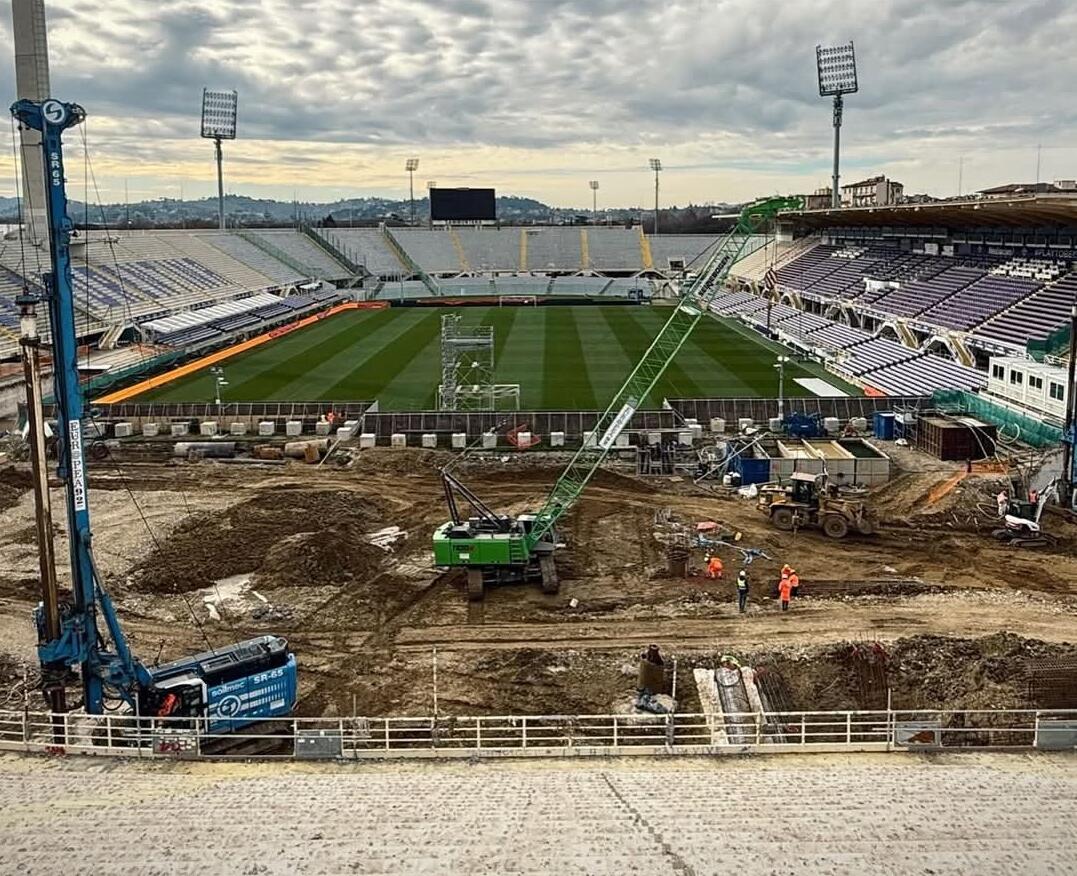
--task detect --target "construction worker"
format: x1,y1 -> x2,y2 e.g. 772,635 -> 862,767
788,569 -> 801,598
781,563 -> 794,579
736,569 -> 749,613
706,554 -> 723,580
778,572 -> 793,611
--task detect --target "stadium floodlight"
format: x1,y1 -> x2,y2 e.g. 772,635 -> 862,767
200,88 -> 238,230
815,42 -> 857,209
589,180 -> 599,221
774,355 -> 791,420
405,158 -> 420,225
649,159 -> 662,235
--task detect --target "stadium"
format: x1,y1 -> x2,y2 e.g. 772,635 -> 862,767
1,0 -> 1077,870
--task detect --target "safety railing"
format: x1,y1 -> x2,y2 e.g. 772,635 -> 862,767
0,708 -> 1073,761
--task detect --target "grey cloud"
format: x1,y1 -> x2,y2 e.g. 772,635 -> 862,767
5,0 -> 1076,183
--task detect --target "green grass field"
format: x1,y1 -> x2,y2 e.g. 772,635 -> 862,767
136,305 -> 857,409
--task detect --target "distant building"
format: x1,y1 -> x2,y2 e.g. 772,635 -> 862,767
978,182 -> 1063,198
841,175 -> 904,207
801,176 -> 904,210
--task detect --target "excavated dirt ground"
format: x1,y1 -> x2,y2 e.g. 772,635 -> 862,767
1,445 -> 1076,718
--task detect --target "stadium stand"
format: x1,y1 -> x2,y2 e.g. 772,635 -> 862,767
316,228 -> 406,275
246,230 -> 352,280
525,228 -> 584,272
586,229 -> 646,271
199,232 -> 305,287
454,228 -> 520,272
390,229 -> 463,274
649,235 -> 724,271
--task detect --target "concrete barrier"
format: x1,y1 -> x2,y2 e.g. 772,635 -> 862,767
550,431 -> 565,447
710,417 -> 726,433
391,433 -> 407,448
647,431 -> 662,445
199,421 -> 219,437
359,433 -> 376,449
451,433 -> 467,449
113,422 -> 133,438
285,420 -> 303,437
315,421 -> 332,436
230,422 -> 247,436
170,423 -> 189,437
421,433 -> 437,448
141,423 -> 160,437
678,430 -> 694,446
615,432 -> 630,448
482,432 -> 497,449
258,421 -> 275,437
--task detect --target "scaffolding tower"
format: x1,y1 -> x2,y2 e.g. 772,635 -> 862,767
437,314 -> 520,411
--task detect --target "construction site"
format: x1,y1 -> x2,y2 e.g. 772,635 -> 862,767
2,427 -> 1076,732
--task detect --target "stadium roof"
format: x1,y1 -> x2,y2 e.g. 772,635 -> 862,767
779,194 -> 1077,229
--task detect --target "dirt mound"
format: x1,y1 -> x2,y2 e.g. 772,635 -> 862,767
871,470 -> 1009,529
741,633 -> 1077,712
258,523 -> 385,589
0,467 -> 33,514
132,487 -> 393,594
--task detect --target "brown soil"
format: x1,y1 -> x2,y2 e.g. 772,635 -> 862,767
2,446 -> 1077,719
0,468 -> 32,513
131,487 -> 395,594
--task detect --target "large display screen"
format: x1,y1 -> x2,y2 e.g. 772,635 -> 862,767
430,188 -> 496,221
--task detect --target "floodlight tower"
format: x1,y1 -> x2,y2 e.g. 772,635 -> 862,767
589,180 -> 599,222
649,158 -> 662,234
406,158 -> 419,224
426,180 -> 437,226
815,42 -> 858,209
200,88 -> 238,230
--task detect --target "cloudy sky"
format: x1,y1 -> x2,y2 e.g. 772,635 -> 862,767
2,0 -> 1075,207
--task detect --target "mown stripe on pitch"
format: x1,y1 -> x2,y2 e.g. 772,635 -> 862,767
221,309 -> 398,400
489,305 -> 544,408
671,317 -> 759,397
323,308 -> 445,406
271,308 -> 427,400
569,308 -> 634,406
142,310 -> 386,401
599,306 -> 707,404
541,306 -> 596,410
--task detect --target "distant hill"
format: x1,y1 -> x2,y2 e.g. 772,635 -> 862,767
0,193 -> 741,233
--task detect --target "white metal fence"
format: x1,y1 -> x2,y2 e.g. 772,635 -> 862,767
1,708 -> 1075,761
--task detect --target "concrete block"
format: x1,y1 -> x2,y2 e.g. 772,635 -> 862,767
647,431 -> 662,445
516,431 -> 532,447
141,423 -> 160,438
738,417 -> 754,432
258,421 -> 275,436
170,423 -> 189,438
84,420 -> 106,438
690,424 -> 704,442
229,422 -> 248,436
451,432 -> 467,449
315,421 -> 332,436
421,433 -> 437,449
336,426 -> 355,441
113,422 -> 133,438
482,432 -> 497,449
824,416 -> 841,435
359,432 -> 376,449
390,433 -> 407,448
550,431 -> 565,447
678,430 -> 694,446
583,430 -> 596,447
710,417 -> 726,433
285,420 -> 303,437
614,432 -> 630,448
199,421 -> 219,437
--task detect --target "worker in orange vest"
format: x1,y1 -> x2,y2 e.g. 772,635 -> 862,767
778,573 -> 793,611
705,554 -> 723,580
788,570 -> 801,598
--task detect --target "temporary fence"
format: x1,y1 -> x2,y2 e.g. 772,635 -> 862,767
1,707 -> 1073,762
932,389 -> 1064,448
76,396 -> 929,442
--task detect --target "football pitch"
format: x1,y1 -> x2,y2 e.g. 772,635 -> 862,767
136,305 -> 857,410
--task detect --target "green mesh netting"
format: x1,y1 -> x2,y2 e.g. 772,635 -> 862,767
931,390 -> 1063,448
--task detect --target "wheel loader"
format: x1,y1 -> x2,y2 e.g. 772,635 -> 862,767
758,472 -> 876,539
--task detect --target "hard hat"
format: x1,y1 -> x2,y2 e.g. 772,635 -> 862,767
738,569 -> 747,579
782,563 -> 793,573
